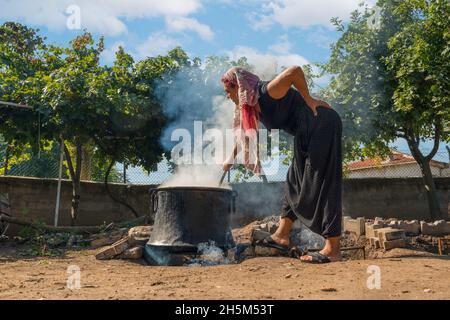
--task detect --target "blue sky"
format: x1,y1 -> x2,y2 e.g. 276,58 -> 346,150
1,0 -> 447,181
0,0 -> 372,76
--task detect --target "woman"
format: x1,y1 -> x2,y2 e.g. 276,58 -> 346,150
222,66 -> 343,263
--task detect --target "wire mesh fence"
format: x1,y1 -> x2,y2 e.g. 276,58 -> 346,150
1,148 -> 448,185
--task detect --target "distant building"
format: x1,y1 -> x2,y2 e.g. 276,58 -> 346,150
346,150 -> 450,178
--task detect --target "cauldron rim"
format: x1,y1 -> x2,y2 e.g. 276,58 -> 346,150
155,186 -> 232,193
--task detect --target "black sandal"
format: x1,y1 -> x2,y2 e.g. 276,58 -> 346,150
289,246 -> 307,259
300,251 -> 331,264
255,236 -> 289,253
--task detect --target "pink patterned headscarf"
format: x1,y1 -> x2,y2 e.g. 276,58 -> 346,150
221,67 -> 261,138
221,67 -> 262,175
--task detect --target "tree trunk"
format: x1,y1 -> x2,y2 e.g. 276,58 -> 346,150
3,144 -> 10,176
80,144 -> 93,181
63,138 -> 83,226
104,157 -> 139,218
70,179 -> 81,226
416,158 -> 442,220
404,121 -> 443,220
446,146 -> 450,163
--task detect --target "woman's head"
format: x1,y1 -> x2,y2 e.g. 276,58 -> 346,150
221,67 -> 262,174
223,81 -> 239,105
221,66 -> 261,108
221,66 -> 261,138
221,68 -> 239,105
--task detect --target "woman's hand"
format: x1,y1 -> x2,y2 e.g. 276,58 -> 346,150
223,162 -> 233,172
223,153 -> 235,172
305,97 -> 332,116
253,158 -> 262,176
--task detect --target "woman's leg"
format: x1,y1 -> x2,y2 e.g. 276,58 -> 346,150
270,216 -> 294,248
270,219 -> 342,262
292,108 -> 343,262
268,195 -> 297,247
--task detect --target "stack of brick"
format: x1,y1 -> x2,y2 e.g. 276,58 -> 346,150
388,220 -> 421,235
366,225 -> 407,250
343,217 -> 366,236
346,216 -> 450,238
420,220 -> 450,236
370,218 -> 450,237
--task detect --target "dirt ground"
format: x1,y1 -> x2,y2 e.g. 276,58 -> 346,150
1,243 -> 449,300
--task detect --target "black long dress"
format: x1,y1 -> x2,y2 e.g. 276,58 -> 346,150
257,81 -> 343,238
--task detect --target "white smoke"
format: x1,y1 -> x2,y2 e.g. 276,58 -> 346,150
186,241 -> 230,266
156,52 -> 293,188
159,92 -> 235,188
160,164 -> 230,188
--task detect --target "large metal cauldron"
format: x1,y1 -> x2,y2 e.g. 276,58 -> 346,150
144,186 -> 236,265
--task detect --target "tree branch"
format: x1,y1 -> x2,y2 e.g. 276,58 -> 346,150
446,146 -> 450,164
75,137 -> 82,181
63,142 -> 76,180
3,143 -> 11,175
395,131 -> 407,139
104,155 -> 139,218
424,118 -> 441,162
404,124 -> 424,162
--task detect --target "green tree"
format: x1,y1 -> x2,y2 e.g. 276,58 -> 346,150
91,46 -> 182,180
42,34 -> 169,223
0,23 -> 51,175
1,23 -> 176,224
5,141 -> 69,179
40,33 -> 109,225
323,0 -> 450,219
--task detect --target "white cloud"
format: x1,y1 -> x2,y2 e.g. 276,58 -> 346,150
225,35 -> 335,90
136,32 -> 181,58
165,16 -> 214,41
269,34 -> 292,54
226,45 -> 309,80
0,0 -> 67,31
306,27 -> 335,49
99,32 -> 182,64
100,41 -> 125,64
248,0 -> 376,30
316,74 -> 332,89
0,0 -> 208,37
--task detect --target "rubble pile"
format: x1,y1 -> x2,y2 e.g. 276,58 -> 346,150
94,226 -> 152,260
91,216 -> 450,263
343,216 -> 450,254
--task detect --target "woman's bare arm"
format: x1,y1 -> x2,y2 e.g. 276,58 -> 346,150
267,66 -> 310,99
267,66 -> 331,116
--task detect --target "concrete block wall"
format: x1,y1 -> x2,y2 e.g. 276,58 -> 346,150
233,178 -> 449,224
0,176 -> 154,235
341,178 -> 449,220
0,176 -> 449,235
